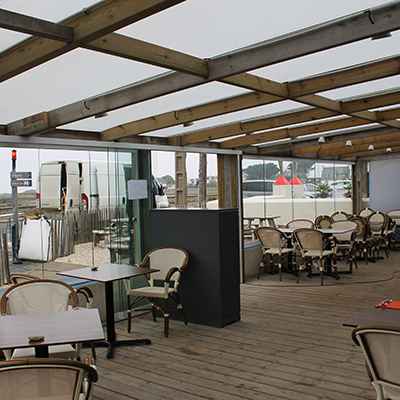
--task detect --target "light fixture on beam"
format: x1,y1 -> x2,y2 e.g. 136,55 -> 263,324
368,144 -> 375,151
371,31 -> 393,40
345,140 -> 352,147
318,136 -> 326,144
387,147 -> 392,153
94,112 -> 108,119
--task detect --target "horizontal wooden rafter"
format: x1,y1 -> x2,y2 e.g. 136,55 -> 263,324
222,105 -> 400,148
0,8 -> 74,41
342,145 -> 400,159
19,1 -> 400,135
0,0 -> 186,83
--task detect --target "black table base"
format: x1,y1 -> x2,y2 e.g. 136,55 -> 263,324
95,338 -> 151,359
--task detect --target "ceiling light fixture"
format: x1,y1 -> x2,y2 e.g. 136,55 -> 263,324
345,140 -> 352,147
318,136 -> 326,144
368,144 -> 375,151
387,147 -> 392,153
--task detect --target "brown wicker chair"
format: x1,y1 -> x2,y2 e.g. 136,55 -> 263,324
359,207 -> 375,220
331,211 -> 350,222
368,212 -> 390,258
352,327 -> 400,400
315,215 -> 333,229
255,227 -> 293,281
0,358 -> 98,400
286,219 -> 314,229
349,216 -> 373,264
125,248 -> 189,337
293,228 -> 336,285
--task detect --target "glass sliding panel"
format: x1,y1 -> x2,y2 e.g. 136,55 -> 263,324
332,162 -> 353,215
151,151 -> 174,208
206,154 -> 218,208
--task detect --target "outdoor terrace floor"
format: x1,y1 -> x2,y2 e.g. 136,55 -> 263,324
92,253 -> 400,400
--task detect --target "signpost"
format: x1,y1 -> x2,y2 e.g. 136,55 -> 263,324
10,150 -> 32,264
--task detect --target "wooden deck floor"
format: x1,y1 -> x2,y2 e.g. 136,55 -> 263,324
92,254 -> 400,400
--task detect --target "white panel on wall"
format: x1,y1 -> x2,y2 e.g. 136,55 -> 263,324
370,159 -> 400,211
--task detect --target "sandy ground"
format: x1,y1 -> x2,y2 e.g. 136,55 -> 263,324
56,242 -> 110,267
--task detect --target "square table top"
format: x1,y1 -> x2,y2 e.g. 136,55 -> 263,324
343,308 -> 400,328
0,308 -> 104,350
57,263 -> 158,283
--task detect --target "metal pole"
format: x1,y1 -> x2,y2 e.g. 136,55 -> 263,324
11,149 -> 21,264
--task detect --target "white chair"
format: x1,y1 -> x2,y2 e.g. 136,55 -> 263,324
125,248 -> 189,337
255,227 -> 293,281
294,228 -> 336,285
0,279 -> 80,359
0,358 -> 97,400
353,327 -> 400,400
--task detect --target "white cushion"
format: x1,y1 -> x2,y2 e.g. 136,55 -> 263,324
303,250 -> 333,258
11,344 -> 76,359
128,286 -> 175,299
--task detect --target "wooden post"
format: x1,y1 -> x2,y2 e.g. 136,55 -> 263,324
217,154 -> 239,208
198,153 -> 207,208
175,152 -> 187,208
352,160 -> 368,214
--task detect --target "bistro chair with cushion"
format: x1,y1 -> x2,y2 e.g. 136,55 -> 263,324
349,216 -> 374,264
0,279 -> 80,359
0,358 -> 98,400
293,228 -> 336,285
286,219 -> 314,230
255,227 -> 294,281
330,220 -> 358,273
331,211 -> 350,222
125,248 -> 189,338
315,215 -> 333,229
368,212 -> 390,258
352,327 -> 400,400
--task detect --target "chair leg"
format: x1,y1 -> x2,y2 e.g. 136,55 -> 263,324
151,304 -> 157,322
91,343 -> 97,362
319,258 -> 324,286
127,309 -> 132,333
278,263 -> 282,282
164,313 -> 170,338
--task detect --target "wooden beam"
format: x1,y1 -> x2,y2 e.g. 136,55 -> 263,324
85,33 -> 208,77
222,106 -> 400,148
102,55 -> 400,140
179,88 -> 400,145
0,0 -> 185,83
26,2 -> 400,134
217,154 -> 238,208
342,145 -> 400,159
0,8 -> 74,41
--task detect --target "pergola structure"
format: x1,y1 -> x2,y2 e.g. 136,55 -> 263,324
1,0 -> 400,202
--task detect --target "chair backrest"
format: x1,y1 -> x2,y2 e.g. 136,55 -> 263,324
331,220 -> 357,242
0,279 -> 78,316
0,358 -> 97,400
353,327 -> 400,400
255,227 -> 284,250
315,215 -> 333,229
142,248 -> 189,281
359,207 -> 375,219
294,228 -> 324,253
388,210 -> 400,226
9,273 -> 36,285
368,212 -> 387,235
286,219 -> 314,229
331,211 -> 350,222
349,216 -> 368,240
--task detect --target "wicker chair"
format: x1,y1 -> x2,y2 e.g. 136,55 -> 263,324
125,248 -> 189,337
330,220 -> 357,273
368,212 -> 390,258
353,327 -> 400,400
286,219 -> 314,229
331,211 -> 350,222
315,215 -> 333,229
255,227 -> 293,281
0,358 -> 98,400
294,228 -> 336,285
359,207 -> 375,220
8,273 -> 36,285
349,216 -> 373,264
0,279 -> 80,359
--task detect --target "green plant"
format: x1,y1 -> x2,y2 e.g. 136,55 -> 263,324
316,182 -> 332,198
344,181 -> 352,198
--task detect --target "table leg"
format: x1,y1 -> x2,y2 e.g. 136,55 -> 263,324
101,281 -> 151,359
35,345 -> 49,358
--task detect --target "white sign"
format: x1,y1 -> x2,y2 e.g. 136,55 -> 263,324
128,180 -> 148,200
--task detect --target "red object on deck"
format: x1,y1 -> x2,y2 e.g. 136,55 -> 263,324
11,149 -> 17,161
274,175 -> 289,185
376,299 -> 400,310
290,176 -> 303,185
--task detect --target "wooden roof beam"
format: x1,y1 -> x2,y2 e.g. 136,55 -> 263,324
0,8 -> 74,42
0,0 -> 186,84
18,1 -> 400,135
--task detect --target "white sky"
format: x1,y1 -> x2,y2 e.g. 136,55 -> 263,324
0,0 -> 399,188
